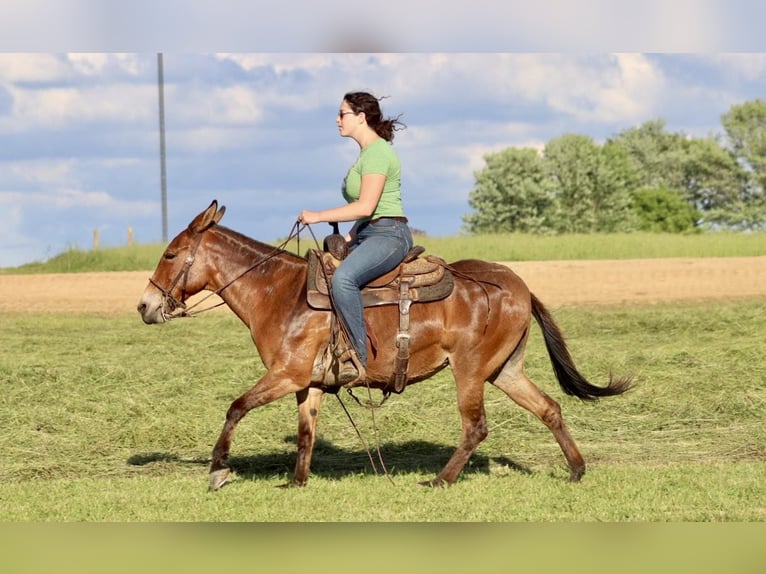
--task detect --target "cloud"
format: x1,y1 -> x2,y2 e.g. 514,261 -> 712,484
0,53 -> 69,82
1,52 -> 765,267
167,84 -> 265,127
67,53 -> 144,76
690,53 -> 766,83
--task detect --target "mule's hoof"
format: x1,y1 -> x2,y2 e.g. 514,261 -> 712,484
209,468 -> 232,491
568,467 -> 585,483
418,477 -> 448,488
276,479 -> 305,489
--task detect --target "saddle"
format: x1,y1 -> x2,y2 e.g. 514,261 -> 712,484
305,242 -> 454,393
306,247 -> 454,310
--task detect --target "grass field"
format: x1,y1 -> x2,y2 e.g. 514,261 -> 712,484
1,231 -> 764,527
1,299 -> 763,521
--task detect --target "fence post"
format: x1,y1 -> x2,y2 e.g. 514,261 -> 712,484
127,227 -> 134,246
93,228 -> 99,250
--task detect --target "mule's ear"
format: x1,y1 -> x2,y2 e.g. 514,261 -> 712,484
189,200 -> 221,233
213,205 -> 226,225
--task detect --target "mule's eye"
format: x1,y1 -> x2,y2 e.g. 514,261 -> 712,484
163,252 -> 177,261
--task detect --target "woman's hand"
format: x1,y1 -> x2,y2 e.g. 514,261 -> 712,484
298,210 -> 322,225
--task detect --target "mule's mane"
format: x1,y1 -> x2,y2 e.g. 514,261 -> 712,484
211,224 -> 307,265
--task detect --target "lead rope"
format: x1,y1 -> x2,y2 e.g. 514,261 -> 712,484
302,222 -> 396,486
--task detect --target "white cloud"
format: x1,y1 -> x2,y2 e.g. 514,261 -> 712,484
695,53 -> 766,82
3,83 -> 156,130
4,159 -> 78,188
507,54 -> 664,125
216,52 -> 337,75
0,53 -> 68,82
67,53 -> 144,76
1,187 -> 156,216
180,85 -> 264,125
170,127 -> 256,154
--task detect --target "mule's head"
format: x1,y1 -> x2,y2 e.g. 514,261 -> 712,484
137,200 -> 226,324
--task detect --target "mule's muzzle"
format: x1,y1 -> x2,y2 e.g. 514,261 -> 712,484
137,293 -> 166,324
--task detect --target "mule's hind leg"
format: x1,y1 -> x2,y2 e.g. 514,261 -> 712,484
492,352 -> 586,482
422,372 -> 488,487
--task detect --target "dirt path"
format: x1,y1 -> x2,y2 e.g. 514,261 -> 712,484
1,257 -> 765,315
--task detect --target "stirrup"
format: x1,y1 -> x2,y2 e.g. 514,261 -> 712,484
334,346 -> 366,387
337,361 -> 361,385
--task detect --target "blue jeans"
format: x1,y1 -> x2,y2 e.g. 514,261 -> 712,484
331,218 -> 413,367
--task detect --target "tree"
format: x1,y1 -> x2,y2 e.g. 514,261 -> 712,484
679,136 -> 752,228
463,102 -> 766,234
611,118 -> 760,229
609,119 -> 688,191
463,147 -> 552,233
721,99 -> 766,192
593,141 -> 640,232
543,134 -> 637,233
631,187 -> 700,233
720,99 -> 766,228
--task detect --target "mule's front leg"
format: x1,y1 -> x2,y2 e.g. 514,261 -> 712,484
209,401 -> 247,491
208,372 -> 304,492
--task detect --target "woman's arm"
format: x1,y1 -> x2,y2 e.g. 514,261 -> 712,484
299,173 -> 386,224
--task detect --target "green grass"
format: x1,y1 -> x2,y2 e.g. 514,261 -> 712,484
1,299 -> 763,521
413,231 -> 766,262
3,230 -> 765,274
1,243 -> 163,274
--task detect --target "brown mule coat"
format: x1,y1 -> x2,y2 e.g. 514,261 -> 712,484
137,201 -> 632,490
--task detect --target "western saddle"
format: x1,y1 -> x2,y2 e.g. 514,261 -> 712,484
305,236 -> 454,393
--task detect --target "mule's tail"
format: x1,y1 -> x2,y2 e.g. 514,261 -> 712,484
530,293 -> 633,401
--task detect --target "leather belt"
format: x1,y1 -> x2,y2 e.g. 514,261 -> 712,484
369,216 -> 408,224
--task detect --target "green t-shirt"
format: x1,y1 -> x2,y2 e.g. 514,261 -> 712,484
341,138 -> 405,221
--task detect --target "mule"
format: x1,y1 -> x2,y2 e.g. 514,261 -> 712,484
137,200 -> 633,491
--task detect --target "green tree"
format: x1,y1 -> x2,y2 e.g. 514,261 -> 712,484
720,99 -> 766,228
543,134 -> 637,233
611,118 -> 758,229
463,147 -> 552,233
594,141 -> 640,231
631,187 -> 700,232
609,119 -> 688,190
721,99 -> 766,192
679,136 -> 752,228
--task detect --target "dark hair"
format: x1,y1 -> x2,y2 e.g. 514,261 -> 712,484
344,91 -> 406,143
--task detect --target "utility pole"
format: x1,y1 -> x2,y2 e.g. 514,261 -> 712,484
157,52 -> 168,243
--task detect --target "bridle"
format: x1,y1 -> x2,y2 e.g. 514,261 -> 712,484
149,231 -> 206,320
149,221 -> 306,321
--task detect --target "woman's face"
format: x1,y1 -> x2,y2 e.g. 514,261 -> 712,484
336,100 -> 358,137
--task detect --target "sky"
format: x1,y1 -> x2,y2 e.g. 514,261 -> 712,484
2,4 -> 766,267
